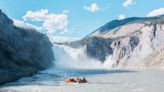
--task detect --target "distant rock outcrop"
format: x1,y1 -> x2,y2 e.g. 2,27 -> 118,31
0,11 -> 54,84
69,15 -> 164,69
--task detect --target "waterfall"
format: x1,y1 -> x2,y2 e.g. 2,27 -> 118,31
52,44 -> 114,69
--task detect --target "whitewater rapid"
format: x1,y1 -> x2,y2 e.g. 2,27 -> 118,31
2,70 -> 164,92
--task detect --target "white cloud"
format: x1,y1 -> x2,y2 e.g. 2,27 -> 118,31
13,19 -> 42,30
23,9 -> 48,21
147,8 -> 164,17
84,3 -> 100,12
119,14 -> 126,20
23,9 -> 69,34
42,13 -> 68,33
123,0 -> 135,7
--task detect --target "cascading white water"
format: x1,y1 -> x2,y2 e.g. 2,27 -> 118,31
52,44 -> 115,69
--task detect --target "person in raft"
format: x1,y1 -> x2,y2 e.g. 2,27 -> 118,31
65,76 -> 87,83
65,77 -> 76,83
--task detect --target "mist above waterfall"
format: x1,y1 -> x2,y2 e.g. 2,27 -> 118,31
52,44 -> 114,69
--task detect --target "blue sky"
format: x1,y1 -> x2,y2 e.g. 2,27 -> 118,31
0,0 -> 164,39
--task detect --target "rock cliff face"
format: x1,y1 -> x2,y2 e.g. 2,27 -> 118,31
69,15 -> 164,69
0,11 -> 54,84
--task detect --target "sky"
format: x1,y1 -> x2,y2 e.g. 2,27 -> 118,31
0,0 -> 164,40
